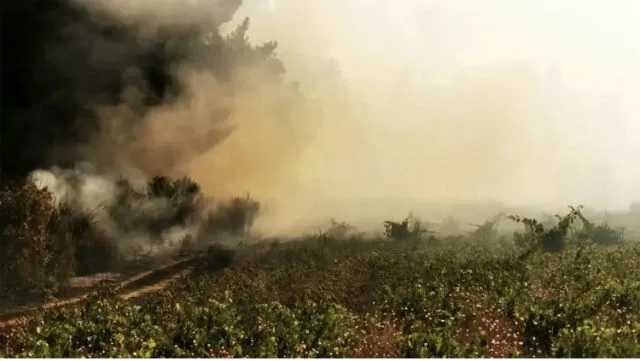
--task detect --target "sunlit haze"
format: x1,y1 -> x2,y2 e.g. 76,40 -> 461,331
218,0 -> 640,214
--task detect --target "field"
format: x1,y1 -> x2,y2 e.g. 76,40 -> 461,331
2,232 -> 640,358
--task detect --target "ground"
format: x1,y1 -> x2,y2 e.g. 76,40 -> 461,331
1,237 -> 640,357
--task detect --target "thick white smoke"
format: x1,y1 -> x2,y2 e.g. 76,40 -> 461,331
28,165 -> 203,257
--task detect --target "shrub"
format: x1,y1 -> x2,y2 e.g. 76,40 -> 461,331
200,244 -> 236,272
468,213 -> 505,244
294,301 -> 356,357
553,321 -> 640,357
74,223 -> 118,276
571,210 -> 625,246
323,219 -> 364,240
243,302 -> 301,357
0,184 -> 80,297
108,176 -> 203,243
203,194 -> 260,236
509,206 -> 583,253
0,182 -> 123,296
383,214 -> 432,245
398,328 -> 477,358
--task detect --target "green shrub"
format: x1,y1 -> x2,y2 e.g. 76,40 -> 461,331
553,321 -> 640,357
294,301 -> 356,357
398,327 -> 480,358
243,302 -> 300,357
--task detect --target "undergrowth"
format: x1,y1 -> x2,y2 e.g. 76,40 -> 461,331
1,179 -> 639,357
1,232 -> 639,357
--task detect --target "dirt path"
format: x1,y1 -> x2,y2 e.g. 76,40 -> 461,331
0,256 -> 201,331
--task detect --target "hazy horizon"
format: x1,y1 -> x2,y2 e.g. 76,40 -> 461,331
218,0 -> 640,216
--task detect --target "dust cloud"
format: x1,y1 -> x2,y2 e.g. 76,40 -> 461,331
49,0 -> 640,235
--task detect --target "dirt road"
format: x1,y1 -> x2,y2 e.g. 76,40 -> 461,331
0,256 -> 202,331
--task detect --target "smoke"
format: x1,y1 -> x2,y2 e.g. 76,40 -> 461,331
27,164 -> 203,257
218,0 -> 640,233
77,0 -> 243,28
9,0 -> 640,238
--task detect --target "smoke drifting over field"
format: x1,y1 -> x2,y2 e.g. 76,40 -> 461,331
221,0 -> 640,231
7,0 -> 640,236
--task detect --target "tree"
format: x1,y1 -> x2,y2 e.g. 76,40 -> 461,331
0,184 -> 83,297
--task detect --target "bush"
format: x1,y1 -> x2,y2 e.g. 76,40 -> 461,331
323,219 -> 364,241
0,184 -> 80,297
74,221 -> 118,276
509,206 -> 583,253
108,176 -> 204,243
383,214 -> 432,245
553,321 -> 640,357
203,195 -> 260,236
571,210 -> 626,246
0,182 -> 124,297
200,244 -> 236,272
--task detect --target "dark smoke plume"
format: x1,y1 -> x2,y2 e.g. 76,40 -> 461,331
1,0 -> 288,181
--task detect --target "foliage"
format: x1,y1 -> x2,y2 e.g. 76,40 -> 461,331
198,244 -> 236,273
0,174 -> 262,299
72,213 -> 118,276
552,320 -> 640,357
0,184 -> 84,297
3,232 -> 639,357
468,213 -> 505,244
573,210 -> 625,246
383,213 -> 433,244
108,176 -> 203,241
509,206 -> 628,254
203,195 -> 261,237
321,219 -> 364,241
509,206 -> 584,253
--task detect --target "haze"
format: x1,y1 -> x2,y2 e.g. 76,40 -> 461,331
56,0 -> 640,235
216,0 -> 640,216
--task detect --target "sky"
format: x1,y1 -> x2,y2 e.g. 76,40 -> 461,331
215,0 -> 640,212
